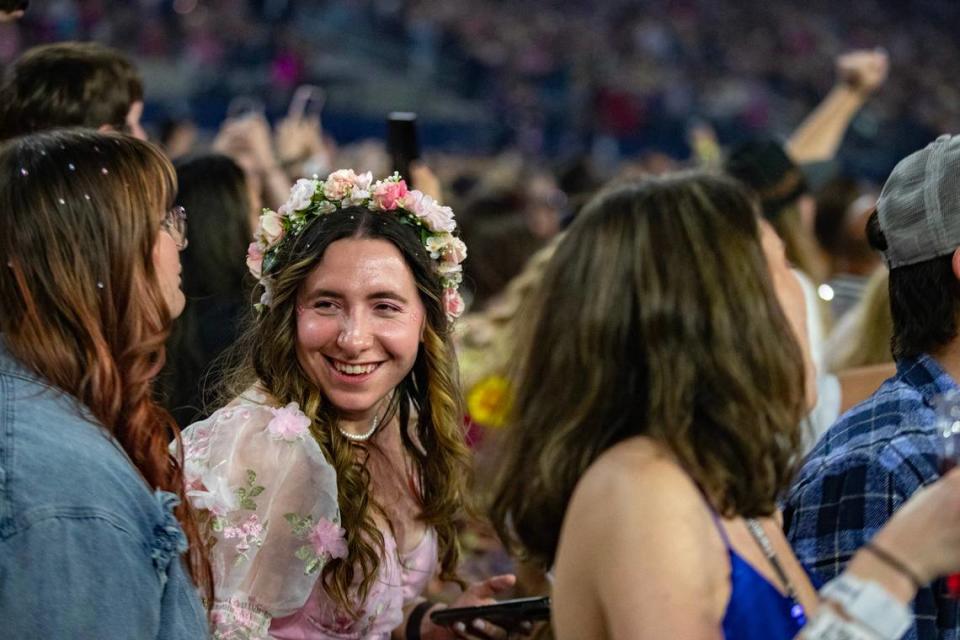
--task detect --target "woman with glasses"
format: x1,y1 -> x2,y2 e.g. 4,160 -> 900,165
0,130 -> 210,638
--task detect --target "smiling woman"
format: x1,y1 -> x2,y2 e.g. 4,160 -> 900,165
177,170 -> 516,640
294,237 -> 426,431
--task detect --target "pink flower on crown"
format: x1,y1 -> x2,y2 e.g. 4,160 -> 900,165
449,237 -> 467,263
259,210 -> 284,246
323,169 -> 366,201
309,518 -> 348,560
267,403 -> 310,441
443,288 -> 465,319
418,195 -> 456,233
371,178 -> 409,211
246,242 -> 264,279
400,190 -> 425,216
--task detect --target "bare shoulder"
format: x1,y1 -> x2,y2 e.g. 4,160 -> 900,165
569,437 -> 705,522
553,437 -> 729,639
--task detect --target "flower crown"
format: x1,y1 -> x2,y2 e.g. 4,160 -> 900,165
246,169 -> 467,321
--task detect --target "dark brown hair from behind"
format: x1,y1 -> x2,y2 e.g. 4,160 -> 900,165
866,210 -> 960,360
0,42 -> 143,140
489,171 -> 808,568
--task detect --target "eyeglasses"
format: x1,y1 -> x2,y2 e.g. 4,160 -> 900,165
161,205 -> 188,251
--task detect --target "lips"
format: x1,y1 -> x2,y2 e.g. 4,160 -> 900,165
325,357 -> 382,383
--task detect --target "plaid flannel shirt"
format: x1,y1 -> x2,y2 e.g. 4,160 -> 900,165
783,354 -> 960,640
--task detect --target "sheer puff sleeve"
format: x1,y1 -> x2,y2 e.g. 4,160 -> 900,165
177,388 -> 346,640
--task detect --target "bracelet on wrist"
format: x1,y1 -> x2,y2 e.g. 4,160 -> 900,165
861,541 -> 924,590
406,600 -> 435,640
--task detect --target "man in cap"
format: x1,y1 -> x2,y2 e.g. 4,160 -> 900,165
785,135 -> 960,639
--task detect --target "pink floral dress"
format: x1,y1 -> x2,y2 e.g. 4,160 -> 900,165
179,388 -> 438,639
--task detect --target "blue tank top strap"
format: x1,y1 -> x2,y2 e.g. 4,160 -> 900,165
693,483 -> 805,639
693,483 -> 733,548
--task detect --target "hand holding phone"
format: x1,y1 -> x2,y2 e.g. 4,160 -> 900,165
288,84 -> 326,121
430,596 -> 549,632
226,95 -> 265,121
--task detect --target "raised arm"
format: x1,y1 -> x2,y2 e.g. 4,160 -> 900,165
786,49 -> 889,165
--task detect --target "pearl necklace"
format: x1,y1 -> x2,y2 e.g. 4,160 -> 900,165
338,413 -> 380,442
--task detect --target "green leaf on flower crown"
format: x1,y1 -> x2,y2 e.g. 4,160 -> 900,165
237,487 -> 247,499
261,251 -> 278,276
240,497 -> 257,511
284,513 -> 299,526
246,469 -> 257,485
211,518 -> 225,533
248,485 -> 265,498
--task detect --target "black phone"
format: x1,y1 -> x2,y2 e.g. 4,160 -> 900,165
430,596 -> 551,628
386,112 -> 420,187
289,84 -> 326,120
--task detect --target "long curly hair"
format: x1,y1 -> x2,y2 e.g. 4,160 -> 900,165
489,172 -> 808,568
225,206 -> 470,613
0,130 -> 212,601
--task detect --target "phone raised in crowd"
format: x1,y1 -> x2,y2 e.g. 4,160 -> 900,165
288,84 -> 326,120
430,596 -> 551,629
386,112 -> 420,187
226,95 -> 265,120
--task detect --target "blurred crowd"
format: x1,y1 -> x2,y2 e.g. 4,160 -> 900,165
4,0 -> 960,172
9,2 -> 960,639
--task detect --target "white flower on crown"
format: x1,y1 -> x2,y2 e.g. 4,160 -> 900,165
259,278 -> 275,308
282,178 -> 318,214
425,235 -> 467,263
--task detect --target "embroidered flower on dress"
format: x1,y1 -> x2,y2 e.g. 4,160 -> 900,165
285,512 -> 348,574
186,463 -> 239,517
308,518 -> 348,560
223,514 -> 266,561
266,402 -> 310,441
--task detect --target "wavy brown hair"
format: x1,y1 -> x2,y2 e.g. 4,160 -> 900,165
0,130 -> 212,602
224,205 -> 470,613
489,171 -> 808,568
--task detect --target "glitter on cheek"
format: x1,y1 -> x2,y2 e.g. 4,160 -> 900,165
68,163 -> 76,171
84,194 -> 91,201
101,167 -> 109,175
58,198 -> 66,205
19,168 -> 28,176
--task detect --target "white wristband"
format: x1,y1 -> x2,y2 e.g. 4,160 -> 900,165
818,574 -> 912,640
803,606 -> 884,639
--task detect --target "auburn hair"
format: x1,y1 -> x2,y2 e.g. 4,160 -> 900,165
0,130 -> 212,602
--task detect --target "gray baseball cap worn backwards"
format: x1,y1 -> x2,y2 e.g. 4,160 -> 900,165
877,134 -> 960,268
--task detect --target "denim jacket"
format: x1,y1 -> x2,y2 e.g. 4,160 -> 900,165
0,341 -> 208,639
